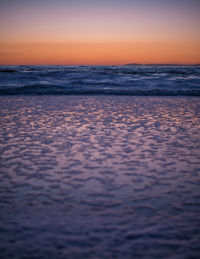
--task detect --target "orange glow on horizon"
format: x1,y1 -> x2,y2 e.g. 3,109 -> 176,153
0,41 -> 199,65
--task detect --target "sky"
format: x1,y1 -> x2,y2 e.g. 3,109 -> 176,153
0,0 -> 200,65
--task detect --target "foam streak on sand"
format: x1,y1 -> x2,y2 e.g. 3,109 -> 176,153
0,96 -> 200,258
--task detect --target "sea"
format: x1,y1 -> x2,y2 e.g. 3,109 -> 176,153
0,65 -> 200,258
0,65 -> 200,95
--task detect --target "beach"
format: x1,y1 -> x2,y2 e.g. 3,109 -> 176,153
0,95 -> 200,258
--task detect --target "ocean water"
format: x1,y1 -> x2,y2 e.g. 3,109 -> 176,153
0,65 -> 200,95
0,95 -> 200,258
0,66 -> 200,258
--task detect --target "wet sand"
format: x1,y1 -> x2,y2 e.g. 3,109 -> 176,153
0,96 -> 200,258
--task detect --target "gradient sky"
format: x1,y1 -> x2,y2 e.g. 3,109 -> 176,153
0,0 -> 200,65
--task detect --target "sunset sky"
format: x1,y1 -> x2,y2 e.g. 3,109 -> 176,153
0,0 -> 200,65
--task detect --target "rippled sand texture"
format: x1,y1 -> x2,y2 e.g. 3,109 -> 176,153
0,96 -> 200,258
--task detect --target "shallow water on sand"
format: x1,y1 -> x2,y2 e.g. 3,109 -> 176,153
0,96 -> 200,258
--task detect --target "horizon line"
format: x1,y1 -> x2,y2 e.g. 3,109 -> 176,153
0,63 -> 200,66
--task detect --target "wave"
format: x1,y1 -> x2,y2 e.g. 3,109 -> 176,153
0,65 -> 200,96
0,86 -> 199,96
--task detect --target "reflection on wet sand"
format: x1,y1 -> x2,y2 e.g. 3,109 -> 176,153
0,96 -> 200,258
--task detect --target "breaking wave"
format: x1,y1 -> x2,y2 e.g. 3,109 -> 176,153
0,65 -> 200,96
